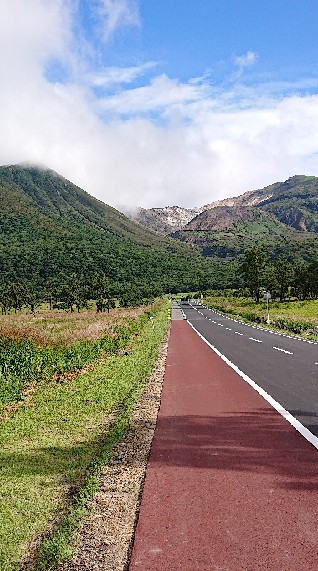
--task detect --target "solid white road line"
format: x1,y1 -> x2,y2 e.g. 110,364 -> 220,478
187,320 -> 318,452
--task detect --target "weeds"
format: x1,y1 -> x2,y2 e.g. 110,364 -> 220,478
0,301 -> 168,571
0,308 -> 156,410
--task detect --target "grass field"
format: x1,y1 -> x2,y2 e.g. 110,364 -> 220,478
203,291 -> 318,337
0,301 -> 168,571
0,307 -> 151,412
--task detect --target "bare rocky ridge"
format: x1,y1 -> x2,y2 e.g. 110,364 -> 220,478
128,175 -> 318,238
131,205 -> 203,235
184,205 -> 259,232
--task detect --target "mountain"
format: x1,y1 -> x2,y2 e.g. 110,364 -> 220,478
173,206 -> 318,261
0,165 -> 230,295
252,176 -> 318,231
203,175 -> 318,231
132,175 -> 318,262
129,205 -> 203,235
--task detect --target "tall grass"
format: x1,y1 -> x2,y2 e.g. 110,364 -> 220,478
0,312 -> 151,410
0,301 -> 168,571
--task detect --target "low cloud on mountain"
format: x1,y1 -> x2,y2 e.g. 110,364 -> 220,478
1,1 -> 318,210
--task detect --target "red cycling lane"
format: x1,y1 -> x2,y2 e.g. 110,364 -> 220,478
129,321 -> 318,571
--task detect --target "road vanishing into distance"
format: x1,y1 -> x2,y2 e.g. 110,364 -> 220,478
129,304 -> 318,570
183,302 -> 318,438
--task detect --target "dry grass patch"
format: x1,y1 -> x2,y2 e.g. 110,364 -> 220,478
0,307 -> 148,347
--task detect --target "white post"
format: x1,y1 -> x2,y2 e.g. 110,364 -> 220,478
264,291 -> 271,324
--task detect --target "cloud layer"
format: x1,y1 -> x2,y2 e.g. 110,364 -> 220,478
1,1 -> 318,210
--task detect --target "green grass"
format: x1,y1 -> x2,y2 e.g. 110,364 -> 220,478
204,292 -> 318,337
0,302 -> 168,571
0,309 -> 149,410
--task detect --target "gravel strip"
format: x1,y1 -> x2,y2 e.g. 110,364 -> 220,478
60,329 -> 169,571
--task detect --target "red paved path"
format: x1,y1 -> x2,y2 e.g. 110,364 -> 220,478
129,321 -> 318,570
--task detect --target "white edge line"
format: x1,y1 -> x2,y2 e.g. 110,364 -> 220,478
187,320 -> 318,452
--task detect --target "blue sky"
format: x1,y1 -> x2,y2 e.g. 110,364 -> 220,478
74,0 -> 318,95
2,1 -> 318,209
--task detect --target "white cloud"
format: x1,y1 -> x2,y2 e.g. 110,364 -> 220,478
1,1 -> 318,212
87,62 -> 157,88
99,74 -> 208,115
232,51 -> 259,81
234,51 -> 259,69
98,0 -> 140,40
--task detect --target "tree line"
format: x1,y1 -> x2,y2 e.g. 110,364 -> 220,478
240,247 -> 318,302
0,272 -> 156,315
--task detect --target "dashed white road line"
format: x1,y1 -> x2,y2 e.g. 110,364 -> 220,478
235,332 -> 244,336
249,337 -> 263,343
190,304 -> 318,346
273,346 -> 293,355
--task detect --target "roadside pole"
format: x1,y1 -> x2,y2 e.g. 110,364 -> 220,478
264,291 -> 271,324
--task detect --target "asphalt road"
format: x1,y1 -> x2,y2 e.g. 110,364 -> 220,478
182,303 -> 318,437
129,320 -> 318,570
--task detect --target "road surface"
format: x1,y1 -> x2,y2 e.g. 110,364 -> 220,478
183,303 -> 318,437
129,310 -> 318,570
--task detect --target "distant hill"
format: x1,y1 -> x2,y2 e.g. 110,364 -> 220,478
132,175 -> 318,262
202,175 -> 318,232
0,165 -> 230,295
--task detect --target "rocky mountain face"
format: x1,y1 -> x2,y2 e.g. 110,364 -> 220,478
131,205 -> 203,235
185,205 -> 258,232
131,175 -> 318,235
130,175 -> 318,262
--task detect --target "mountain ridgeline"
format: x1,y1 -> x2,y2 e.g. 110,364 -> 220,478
131,175 -> 318,262
0,165 -> 232,298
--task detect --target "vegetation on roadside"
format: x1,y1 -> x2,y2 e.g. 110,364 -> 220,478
0,306 -> 149,411
203,290 -> 318,337
239,247 -> 318,303
0,301 -> 168,571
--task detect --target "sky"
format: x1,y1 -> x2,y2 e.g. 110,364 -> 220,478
2,1 -> 318,210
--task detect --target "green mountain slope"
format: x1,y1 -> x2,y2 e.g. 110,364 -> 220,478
172,202 -> 318,262
254,175 -> 318,232
0,165 -> 177,248
0,165 -> 231,295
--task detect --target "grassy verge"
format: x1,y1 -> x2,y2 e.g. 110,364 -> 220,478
203,292 -> 318,338
0,309 -> 148,410
0,302 -> 168,571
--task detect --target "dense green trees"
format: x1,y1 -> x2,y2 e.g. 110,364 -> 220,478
0,272 -> 164,314
240,247 -> 318,302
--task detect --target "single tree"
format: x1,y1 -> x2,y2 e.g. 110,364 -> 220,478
0,284 -> 12,315
91,272 -> 113,312
240,247 -> 269,302
273,257 -> 294,301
